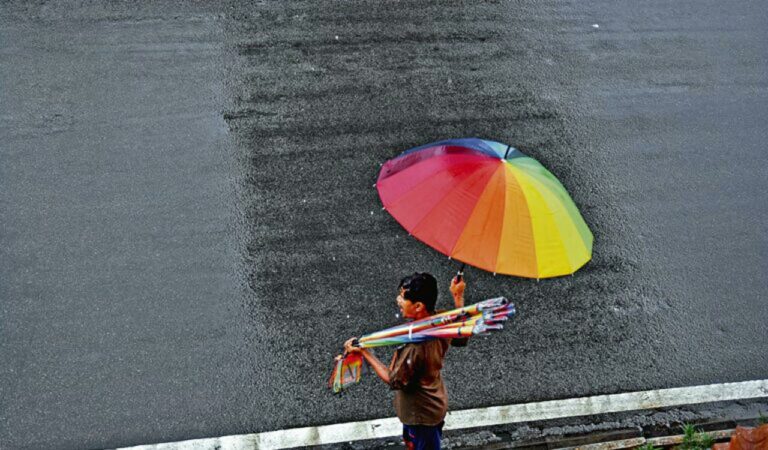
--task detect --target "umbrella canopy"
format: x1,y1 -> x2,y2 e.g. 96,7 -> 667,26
376,138 -> 593,278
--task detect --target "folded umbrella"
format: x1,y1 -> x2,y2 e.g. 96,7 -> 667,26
357,296 -> 509,346
329,298 -> 515,394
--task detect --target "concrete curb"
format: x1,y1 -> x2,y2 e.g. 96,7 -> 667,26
114,381 -> 768,450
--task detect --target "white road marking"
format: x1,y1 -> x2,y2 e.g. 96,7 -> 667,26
116,379 -> 768,450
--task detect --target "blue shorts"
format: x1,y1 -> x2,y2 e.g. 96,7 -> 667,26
402,421 -> 444,450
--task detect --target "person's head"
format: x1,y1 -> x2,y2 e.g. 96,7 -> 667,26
397,272 -> 438,318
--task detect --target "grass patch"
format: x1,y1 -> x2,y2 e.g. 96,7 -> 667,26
679,423 -> 715,450
634,444 -> 661,450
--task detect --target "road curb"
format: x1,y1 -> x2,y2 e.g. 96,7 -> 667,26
439,415 -> 768,450
114,380 -> 768,450
452,425 -> 740,450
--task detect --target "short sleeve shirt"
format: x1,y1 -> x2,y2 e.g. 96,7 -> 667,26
388,338 -> 451,426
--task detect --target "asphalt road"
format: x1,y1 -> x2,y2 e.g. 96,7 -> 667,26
1,1 -> 766,449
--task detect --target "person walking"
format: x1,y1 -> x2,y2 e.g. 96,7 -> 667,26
344,272 -> 467,450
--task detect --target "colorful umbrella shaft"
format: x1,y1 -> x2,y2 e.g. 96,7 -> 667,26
377,138 -> 593,278
357,312 -> 468,344
357,319 -> 502,347
438,315 -> 506,330
429,305 -> 514,330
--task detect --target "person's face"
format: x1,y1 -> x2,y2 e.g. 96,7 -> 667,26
396,288 -> 424,320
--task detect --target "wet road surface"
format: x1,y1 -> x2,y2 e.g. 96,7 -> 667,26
1,1 -> 766,449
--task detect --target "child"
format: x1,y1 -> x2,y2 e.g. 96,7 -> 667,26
344,272 -> 467,450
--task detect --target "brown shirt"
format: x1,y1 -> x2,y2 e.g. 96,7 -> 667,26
388,338 -> 466,426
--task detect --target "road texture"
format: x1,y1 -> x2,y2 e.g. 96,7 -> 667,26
1,1 -> 766,449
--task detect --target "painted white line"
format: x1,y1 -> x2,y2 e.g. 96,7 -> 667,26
116,379 -> 768,450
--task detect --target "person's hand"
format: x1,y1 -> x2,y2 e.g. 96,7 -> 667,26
450,276 -> 465,308
344,337 -> 362,354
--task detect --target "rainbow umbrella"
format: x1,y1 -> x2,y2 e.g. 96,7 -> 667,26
376,138 -> 593,278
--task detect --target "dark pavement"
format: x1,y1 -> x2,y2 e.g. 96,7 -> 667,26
1,1 -> 766,449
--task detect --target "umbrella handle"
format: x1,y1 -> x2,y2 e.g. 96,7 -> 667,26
455,263 -> 466,283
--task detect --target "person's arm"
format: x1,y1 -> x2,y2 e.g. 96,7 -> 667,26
344,338 -> 390,385
449,276 -> 469,347
450,275 -> 465,309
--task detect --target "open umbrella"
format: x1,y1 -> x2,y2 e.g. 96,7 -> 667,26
376,138 -> 592,278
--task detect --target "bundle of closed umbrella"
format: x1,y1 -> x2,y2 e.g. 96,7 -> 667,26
329,297 -> 515,394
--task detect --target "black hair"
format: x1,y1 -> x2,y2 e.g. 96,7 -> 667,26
399,272 -> 438,313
